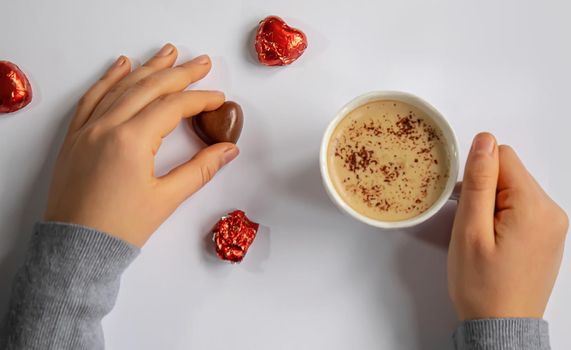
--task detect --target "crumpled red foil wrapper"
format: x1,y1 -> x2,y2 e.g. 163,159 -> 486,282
255,16 -> 308,66
0,61 -> 33,114
213,210 -> 260,263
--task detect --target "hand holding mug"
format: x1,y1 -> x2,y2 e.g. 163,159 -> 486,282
448,133 -> 569,319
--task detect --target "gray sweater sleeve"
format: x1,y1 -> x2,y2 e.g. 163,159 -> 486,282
0,222 -> 553,350
1,222 -> 139,350
453,318 -> 550,349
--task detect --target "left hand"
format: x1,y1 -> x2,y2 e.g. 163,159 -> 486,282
448,133 -> 568,319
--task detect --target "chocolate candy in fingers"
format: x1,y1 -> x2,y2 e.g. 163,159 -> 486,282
191,101 -> 243,145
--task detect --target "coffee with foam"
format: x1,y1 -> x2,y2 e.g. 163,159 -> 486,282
327,100 -> 450,221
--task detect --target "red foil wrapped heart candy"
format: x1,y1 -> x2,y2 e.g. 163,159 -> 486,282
0,61 -> 33,114
255,16 -> 308,66
213,210 -> 260,263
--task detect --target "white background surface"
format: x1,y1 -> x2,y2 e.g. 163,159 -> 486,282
1,0 -> 570,349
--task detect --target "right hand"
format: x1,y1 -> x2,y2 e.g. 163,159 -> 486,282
448,132 -> 568,320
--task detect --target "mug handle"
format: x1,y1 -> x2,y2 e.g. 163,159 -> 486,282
450,182 -> 462,201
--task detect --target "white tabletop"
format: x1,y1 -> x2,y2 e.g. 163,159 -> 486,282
1,1 -> 570,349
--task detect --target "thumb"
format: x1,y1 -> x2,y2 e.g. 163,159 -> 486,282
160,143 -> 239,202
453,132 -> 499,246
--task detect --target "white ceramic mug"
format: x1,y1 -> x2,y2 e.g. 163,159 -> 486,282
319,91 -> 460,229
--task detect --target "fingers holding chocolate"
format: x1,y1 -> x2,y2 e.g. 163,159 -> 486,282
128,90 -> 225,141
159,142 -> 239,201
97,54 -> 213,128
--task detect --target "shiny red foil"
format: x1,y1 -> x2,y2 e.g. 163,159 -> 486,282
213,210 -> 260,263
255,16 -> 308,66
0,61 -> 33,114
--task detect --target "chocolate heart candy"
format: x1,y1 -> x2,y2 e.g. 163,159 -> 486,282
0,61 -> 33,114
255,16 -> 308,66
191,101 -> 243,145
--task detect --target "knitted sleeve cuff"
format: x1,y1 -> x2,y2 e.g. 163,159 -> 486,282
453,318 -> 550,350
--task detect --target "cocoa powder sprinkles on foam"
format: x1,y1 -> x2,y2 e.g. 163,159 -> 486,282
327,100 -> 450,221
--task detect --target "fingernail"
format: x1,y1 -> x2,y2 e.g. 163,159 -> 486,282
114,56 -> 127,67
156,44 -> 174,57
222,146 -> 239,165
471,133 -> 495,155
191,54 -> 210,65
